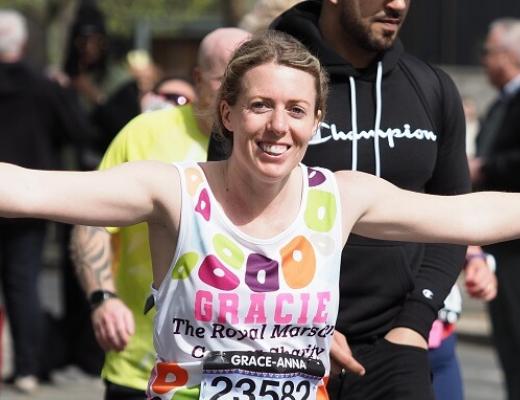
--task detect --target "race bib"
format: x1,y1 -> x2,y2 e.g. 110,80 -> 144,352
200,351 -> 325,400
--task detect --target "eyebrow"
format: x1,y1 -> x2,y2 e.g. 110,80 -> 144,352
248,95 -> 313,106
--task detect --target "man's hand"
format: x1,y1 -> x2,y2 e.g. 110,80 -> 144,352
465,250 -> 497,301
330,330 -> 365,376
384,327 -> 428,349
91,297 -> 135,352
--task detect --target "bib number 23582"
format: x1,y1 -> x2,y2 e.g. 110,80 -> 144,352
200,351 -> 325,400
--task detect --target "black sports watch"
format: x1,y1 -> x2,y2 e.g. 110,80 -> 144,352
89,289 -> 118,310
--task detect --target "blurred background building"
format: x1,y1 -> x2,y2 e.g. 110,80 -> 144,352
3,0 -> 519,112
400,0 -> 520,114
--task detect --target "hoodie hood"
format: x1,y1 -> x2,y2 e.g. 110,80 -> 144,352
273,0 -> 407,176
271,0 -> 404,81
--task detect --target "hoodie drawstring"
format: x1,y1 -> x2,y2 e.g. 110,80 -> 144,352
347,61 -> 384,177
348,76 -> 358,171
373,61 -> 383,177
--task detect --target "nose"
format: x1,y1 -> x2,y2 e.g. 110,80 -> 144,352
268,108 -> 289,136
386,0 -> 408,11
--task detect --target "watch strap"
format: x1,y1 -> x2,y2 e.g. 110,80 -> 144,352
89,289 -> 118,309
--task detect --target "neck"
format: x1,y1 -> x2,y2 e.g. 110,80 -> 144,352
318,11 -> 377,69
0,51 -> 22,63
220,158 -> 300,226
502,68 -> 520,88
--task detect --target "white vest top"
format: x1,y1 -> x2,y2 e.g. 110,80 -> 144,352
147,162 -> 343,400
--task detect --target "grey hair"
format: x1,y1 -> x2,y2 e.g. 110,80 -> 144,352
490,18 -> 520,64
0,10 -> 27,56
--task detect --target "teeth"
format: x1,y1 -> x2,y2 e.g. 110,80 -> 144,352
259,143 -> 288,155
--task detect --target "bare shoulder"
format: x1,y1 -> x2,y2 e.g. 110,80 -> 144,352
333,170 -> 396,222
333,170 -> 382,193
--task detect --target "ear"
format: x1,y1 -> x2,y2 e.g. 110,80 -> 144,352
192,67 -> 201,87
220,100 -> 233,133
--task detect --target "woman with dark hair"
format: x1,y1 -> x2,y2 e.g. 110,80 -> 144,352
64,1 -> 109,106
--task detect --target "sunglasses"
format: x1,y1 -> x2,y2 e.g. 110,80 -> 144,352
156,92 -> 190,106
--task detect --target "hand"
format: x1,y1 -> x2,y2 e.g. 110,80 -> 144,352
330,330 -> 365,376
46,67 -> 70,87
384,327 -> 428,349
465,251 -> 497,301
91,298 -> 135,352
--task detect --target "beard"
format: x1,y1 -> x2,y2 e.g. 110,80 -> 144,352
338,3 -> 400,53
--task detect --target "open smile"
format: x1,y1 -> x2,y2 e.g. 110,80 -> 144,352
257,142 -> 291,156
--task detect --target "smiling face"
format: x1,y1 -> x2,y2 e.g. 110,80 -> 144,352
220,62 -> 321,182
338,0 -> 410,52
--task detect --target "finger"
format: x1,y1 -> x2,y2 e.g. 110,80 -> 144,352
331,347 -> 365,376
102,315 -> 121,350
124,309 -> 135,336
330,358 -> 343,375
469,281 -> 496,300
342,355 -> 365,376
112,315 -> 130,351
93,318 -> 112,351
466,271 -> 491,292
483,282 -> 497,301
466,265 -> 484,284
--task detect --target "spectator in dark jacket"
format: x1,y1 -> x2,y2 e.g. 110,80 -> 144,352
470,18 -> 520,400
0,9 -> 92,393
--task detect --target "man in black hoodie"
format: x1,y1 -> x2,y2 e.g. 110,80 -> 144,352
271,1 -> 470,399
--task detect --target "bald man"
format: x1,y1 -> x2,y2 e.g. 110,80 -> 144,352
70,27 -> 250,400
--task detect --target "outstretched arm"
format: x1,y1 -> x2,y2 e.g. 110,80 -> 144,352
71,225 -> 134,352
0,160 -> 177,228
338,170 -> 520,247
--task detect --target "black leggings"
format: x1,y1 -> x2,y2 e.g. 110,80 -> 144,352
105,381 -> 146,400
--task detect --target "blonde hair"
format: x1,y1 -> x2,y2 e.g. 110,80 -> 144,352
216,30 -> 328,138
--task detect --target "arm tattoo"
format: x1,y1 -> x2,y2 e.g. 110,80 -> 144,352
70,225 -> 115,294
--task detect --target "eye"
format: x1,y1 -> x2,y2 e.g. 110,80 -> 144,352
250,100 -> 270,113
289,106 -> 307,117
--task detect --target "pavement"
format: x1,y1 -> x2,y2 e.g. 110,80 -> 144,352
0,247 -> 495,399
1,259 -> 105,399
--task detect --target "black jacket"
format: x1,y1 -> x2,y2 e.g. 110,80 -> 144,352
0,61 -> 93,227
272,0 -> 470,341
0,62 -> 91,169
477,86 -> 520,255
477,89 -> 520,191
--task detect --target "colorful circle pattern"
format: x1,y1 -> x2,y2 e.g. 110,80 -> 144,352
156,165 -> 338,399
